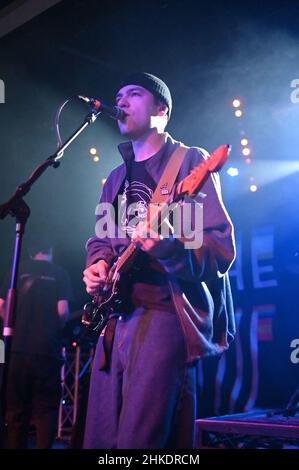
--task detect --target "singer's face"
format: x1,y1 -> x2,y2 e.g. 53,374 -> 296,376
115,85 -> 162,139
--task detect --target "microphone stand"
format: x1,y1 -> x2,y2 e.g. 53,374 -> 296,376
0,109 -> 101,446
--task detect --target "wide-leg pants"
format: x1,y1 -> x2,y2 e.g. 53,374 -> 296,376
83,305 -> 197,449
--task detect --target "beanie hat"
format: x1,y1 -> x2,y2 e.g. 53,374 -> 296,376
118,72 -> 172,118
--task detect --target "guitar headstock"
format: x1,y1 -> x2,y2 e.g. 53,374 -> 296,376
177,144 -> 231,197
207,144 -> 231,172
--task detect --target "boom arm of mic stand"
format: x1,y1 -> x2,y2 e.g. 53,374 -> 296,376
0,110 -> 100,221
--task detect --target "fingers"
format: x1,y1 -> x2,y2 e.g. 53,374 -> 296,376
83,275 -> 104,289
86,285 -> 100,295
83,262 -> 108,281
83,261 -> 108,295
83,276 -> 105,296
83,268 -> 102,283
83,268 -> 106,285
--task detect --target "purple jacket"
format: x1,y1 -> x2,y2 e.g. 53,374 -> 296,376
86,134 -> 236,363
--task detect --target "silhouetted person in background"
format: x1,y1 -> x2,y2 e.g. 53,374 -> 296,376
0,241 -> 72,448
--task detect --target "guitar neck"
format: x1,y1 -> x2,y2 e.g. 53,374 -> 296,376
114,202 -> 170,273
115,242 -> 139,273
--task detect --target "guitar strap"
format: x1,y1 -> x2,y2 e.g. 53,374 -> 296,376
150,143 -> 189,204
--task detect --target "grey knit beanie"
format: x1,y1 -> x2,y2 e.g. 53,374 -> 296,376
118,72 -> 172,118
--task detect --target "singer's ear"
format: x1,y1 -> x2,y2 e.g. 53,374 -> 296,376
157,102 -> 168,117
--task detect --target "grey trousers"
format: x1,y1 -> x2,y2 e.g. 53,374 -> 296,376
83,303 -> 197,449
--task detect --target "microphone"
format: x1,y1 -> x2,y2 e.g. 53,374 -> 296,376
77,95 -> 126,121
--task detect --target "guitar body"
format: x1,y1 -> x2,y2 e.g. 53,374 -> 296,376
82,263 -> 136,340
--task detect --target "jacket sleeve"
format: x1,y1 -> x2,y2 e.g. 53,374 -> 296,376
157,147 -> 236,283
85,178 -> 115,268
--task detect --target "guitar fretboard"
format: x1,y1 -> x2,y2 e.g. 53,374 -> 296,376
116,242 -> 138,272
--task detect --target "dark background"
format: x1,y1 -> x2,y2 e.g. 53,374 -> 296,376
0,0 -> 299,415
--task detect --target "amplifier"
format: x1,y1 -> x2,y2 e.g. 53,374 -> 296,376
196,409 -> 299,449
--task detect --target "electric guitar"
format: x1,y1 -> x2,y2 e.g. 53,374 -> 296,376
82,144 -> 231,339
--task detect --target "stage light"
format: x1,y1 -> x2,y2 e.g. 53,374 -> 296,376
244,160 -> 299,187
227,167 -> 239,177
250,184 -> 258,192
242,147 -> 251,156
89,147 -> 97,155
101,178 -> 107,185
245,158 -> 252,164
241,138 -> 248,146
93,155 -> 100,162
72,341 -> 77,347
232,99 -> 241,108
235,109 -> 242,118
